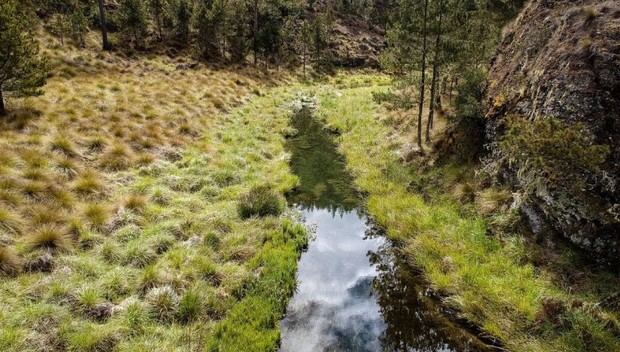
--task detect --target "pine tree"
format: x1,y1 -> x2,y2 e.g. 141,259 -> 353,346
0,0 -> 48,116
425,0 -> 445,142
148,0 -> 167,41
174,0 -> 192,44
120,0 -> 149,46
96,0 -> 112,50
69,2 -> 88,48
195,0 -> 227,59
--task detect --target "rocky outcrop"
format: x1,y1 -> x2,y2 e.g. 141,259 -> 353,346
329,16 -> 386,68
485,0 -> 620,265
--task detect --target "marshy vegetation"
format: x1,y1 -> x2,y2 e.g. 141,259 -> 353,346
1,0 -> 619,351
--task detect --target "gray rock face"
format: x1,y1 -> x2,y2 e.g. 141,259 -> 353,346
485,0 -> 620,266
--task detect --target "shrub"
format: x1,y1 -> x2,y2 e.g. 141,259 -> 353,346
496,116 -> 609,199
237,185 -> 285,219
0,246 -> 21,276
455,68 -> 487,119
28,226 -> 72,252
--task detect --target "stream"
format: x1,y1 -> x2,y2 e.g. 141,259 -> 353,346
279,108 -> 492,352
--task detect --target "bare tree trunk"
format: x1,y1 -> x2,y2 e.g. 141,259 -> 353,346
156,10 -> 163,41
302,39 -> 307,78
416,0 -> 429,150
97,0 -> 111,51
448,76 -> 456,104
253,0 -> 258,66
0,88 -> 6,116
426,0 -> 443,143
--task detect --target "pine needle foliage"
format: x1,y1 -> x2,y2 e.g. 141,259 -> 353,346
0,0 -> 48,115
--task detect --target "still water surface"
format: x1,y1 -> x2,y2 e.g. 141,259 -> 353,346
280,108 -> 490,352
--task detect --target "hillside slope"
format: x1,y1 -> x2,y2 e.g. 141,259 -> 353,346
485,0 -> 620,265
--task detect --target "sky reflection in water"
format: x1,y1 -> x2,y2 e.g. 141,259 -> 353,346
280,108 -> 489,352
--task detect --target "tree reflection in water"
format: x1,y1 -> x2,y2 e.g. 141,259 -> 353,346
368,225 -> 491,352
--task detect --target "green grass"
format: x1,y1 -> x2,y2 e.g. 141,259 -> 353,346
309,74 -> 620,352
0,52 -> 307,350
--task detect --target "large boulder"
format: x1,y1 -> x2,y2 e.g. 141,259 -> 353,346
484,0 -> 620,265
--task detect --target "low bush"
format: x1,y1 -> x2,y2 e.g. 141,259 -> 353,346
237,185 -> 285,219
495,116 -> 609,200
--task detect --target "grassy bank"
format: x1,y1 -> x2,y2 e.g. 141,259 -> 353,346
0,35 -> 307,351
310,75 -> 620,352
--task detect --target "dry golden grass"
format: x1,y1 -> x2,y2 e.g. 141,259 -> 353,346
0,246 -> 21,276
0,32 -> 284,248
0,29 -> 309,351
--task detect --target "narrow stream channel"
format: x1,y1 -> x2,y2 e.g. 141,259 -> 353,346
280,108 -> 492,352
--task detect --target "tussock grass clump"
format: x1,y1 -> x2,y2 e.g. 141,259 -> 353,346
28,226 -> 72,252
75,286 -> 101,314
120,301 -> 150,335
31,203 -> 66,224
50,135 -> 78,156
145,286 -> 179,322
237,185 -> 285,219
84,136 -> 107,152
0,208 -> 23,234
193,256 -> 221,285
139,264 -> 161,293
64,323 -> 119,352
178,289 -> 203,323
82,203 -> 110,229
55,157 -> 79,178
73,171 -> 103,195
475,188 -> 511,215
21,180 -> 49,198
123,194 -> 147,212
20,149 -> 48,169
99,240 -> 121,263
0,246 -> 21,276
99,143 -> 134,170
121,241 -> 157,268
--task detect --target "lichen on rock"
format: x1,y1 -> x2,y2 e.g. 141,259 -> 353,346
484,0 -> 620,266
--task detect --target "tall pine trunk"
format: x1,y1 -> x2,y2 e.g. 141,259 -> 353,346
97,0 -> 111,51
426,0 -> 444,143
416,0 -> 429,150
156,10 -> 163,41
0,88 -> 5,116
253,0 -> 258,65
